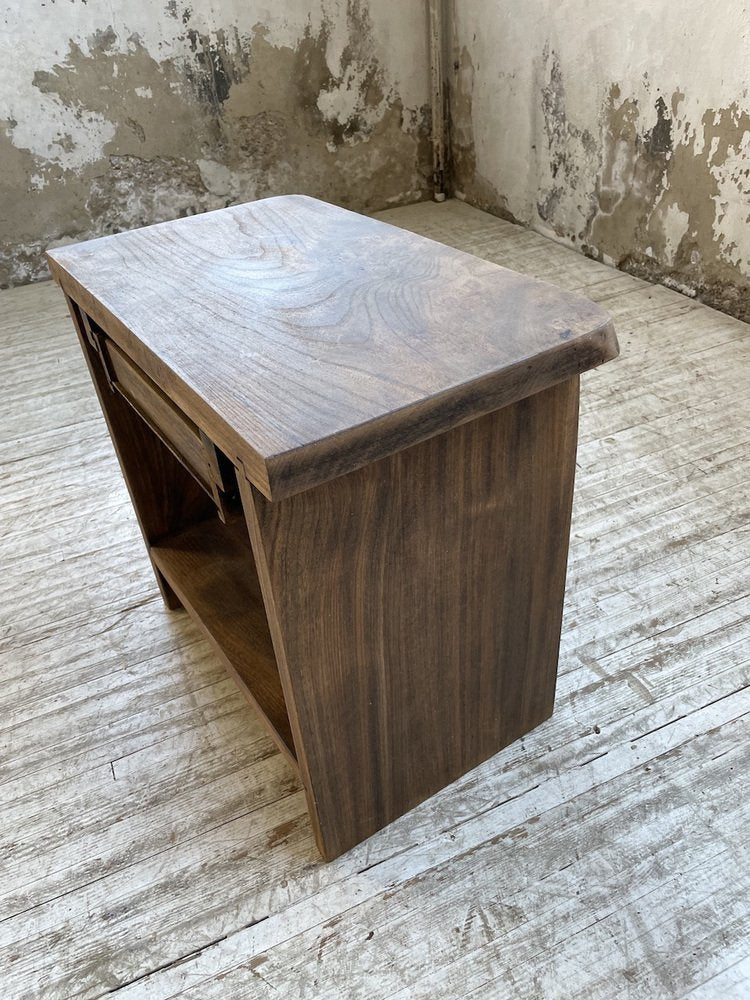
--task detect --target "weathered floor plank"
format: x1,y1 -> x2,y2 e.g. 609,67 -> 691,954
0,200 -> 747,998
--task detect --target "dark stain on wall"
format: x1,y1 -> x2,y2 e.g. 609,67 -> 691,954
185,27 -> 249,109
537,48 -> 599,242
2,5 -> 431,287
645,96 -> 672,156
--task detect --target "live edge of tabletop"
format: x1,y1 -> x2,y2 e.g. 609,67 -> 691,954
48,195 -> 619,861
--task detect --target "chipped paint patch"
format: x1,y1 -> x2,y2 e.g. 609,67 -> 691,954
0,2 -> 430,287
531,50 -> 750,318
589,91 -> 750,319
448,6 -> 750,322
661,203 -> 691,267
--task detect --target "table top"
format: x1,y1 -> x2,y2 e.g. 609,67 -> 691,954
48,195 -> 618,499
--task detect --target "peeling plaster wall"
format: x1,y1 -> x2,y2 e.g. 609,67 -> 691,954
449,1 -> 750,319
0,1 -> 431,286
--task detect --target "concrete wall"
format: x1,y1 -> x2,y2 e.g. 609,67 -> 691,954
0,1 -> 431,286
449,1 -> 750,320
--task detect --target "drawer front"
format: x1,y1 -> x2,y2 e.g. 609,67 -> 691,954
101,336 -> 224,501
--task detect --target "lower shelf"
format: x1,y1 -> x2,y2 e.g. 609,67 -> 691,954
150,513 -> 297,765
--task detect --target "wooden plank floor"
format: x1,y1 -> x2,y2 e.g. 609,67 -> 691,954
1,199 -> 748,999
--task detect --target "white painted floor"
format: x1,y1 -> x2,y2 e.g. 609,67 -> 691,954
1,200 -> 748,999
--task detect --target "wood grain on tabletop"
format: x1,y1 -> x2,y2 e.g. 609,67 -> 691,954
47,195 -> 618,499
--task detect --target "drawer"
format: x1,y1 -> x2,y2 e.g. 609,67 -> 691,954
96,333 -> 228,511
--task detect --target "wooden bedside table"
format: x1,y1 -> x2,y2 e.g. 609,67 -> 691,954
48,195 -> 619,860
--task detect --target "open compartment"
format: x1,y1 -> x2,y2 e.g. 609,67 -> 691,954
150,505 -> 297,767
73,301 -> 297,767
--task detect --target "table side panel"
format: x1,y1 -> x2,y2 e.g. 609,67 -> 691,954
247,377 -> 580,859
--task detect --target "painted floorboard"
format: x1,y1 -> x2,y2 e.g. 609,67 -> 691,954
0,200 -> 747,998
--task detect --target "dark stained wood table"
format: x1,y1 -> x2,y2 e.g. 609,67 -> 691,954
48,195 -> 619,860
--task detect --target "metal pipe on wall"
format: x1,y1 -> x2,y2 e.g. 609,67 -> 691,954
428,0 -> 446,201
